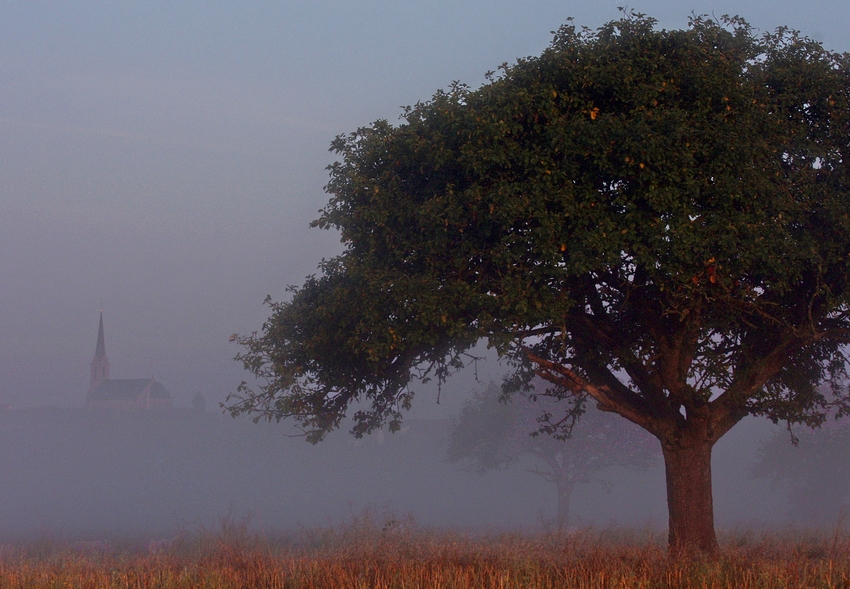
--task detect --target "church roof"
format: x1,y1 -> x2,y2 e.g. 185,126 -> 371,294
86,312 -> 173,410
89,378 -> 172,401
94,311 -> 106,359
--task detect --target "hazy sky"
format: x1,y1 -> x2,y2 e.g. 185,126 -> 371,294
2,1 -> 849,411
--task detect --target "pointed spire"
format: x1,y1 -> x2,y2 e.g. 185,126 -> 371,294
94,310 -> 106,359
89,309 -> 110,396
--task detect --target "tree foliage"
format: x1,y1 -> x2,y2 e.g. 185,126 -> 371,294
229,13 -> 850,551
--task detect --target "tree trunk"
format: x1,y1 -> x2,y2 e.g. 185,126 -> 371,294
555,479 -> 573,530
662,439 -> 718,554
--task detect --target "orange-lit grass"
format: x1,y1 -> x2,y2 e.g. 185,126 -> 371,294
0,519 -> 849,588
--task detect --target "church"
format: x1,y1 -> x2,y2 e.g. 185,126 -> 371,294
85,312 -> 173,411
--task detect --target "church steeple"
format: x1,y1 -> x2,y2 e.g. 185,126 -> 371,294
94,311 -> 106,358
89,311 -> 110,393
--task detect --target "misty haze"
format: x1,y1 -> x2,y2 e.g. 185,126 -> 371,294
0,308 -> 827,540
3,0 -> 850,566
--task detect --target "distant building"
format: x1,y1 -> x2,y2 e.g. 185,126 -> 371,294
85,312 -> 173,411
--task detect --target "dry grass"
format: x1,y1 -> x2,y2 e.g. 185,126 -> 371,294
0,514 -> 849,588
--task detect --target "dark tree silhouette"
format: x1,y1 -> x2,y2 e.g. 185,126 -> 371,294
229,14 -> 850,552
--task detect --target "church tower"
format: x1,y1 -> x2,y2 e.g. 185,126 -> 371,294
89,311 -> 110,393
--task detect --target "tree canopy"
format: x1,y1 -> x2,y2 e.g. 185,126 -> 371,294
229,13 -> 850,552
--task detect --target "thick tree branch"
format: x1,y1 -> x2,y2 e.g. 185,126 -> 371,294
524,350 -> 662,436
570,312 -> 668,407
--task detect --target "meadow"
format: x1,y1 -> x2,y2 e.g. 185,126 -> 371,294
1,513 -> 849,589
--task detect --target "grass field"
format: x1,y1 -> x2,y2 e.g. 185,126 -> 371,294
0,514 -> 849,588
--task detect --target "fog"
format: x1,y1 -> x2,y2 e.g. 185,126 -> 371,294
1,1 -> 849,540
0,403 -> 821,541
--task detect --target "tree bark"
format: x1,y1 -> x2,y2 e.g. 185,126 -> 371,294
555,479 -> 573,530
662,439 -> 718,554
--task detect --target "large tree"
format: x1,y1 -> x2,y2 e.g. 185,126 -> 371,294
229,14 -> 850,553
447,381 -> 657,528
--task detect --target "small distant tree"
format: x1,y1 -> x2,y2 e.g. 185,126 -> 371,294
752,419 -> 850,522
192,392 -> 207,414
447,382 -> 658,528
